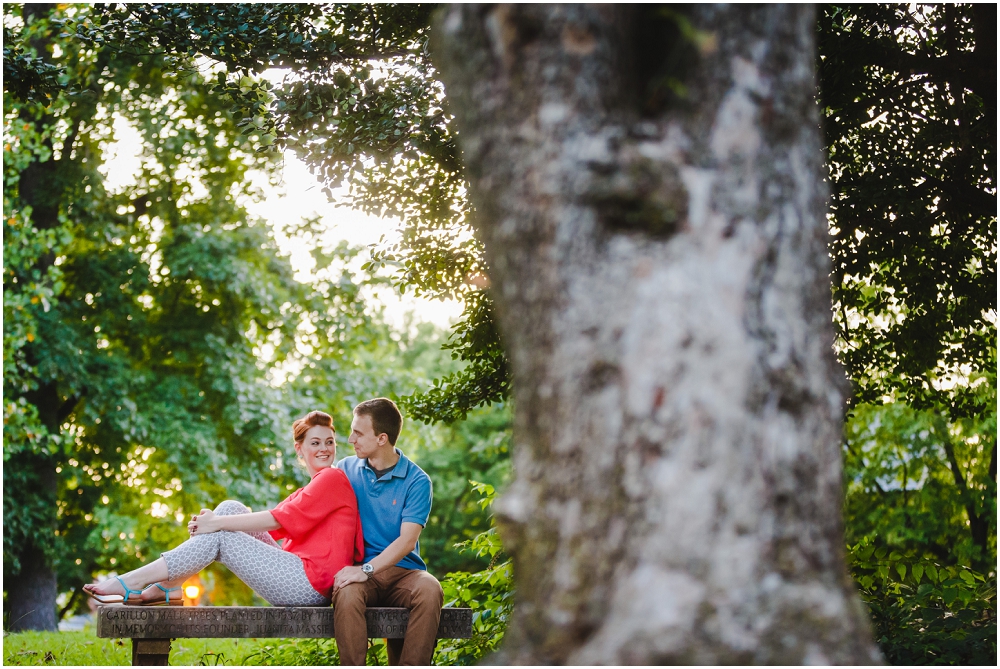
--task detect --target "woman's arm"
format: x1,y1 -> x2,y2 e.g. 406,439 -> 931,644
189,509 -> 281,536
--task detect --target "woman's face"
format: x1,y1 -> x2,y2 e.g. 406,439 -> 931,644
295,425 -> 336,476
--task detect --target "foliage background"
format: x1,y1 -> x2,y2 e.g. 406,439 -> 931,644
819,4 -> 996,663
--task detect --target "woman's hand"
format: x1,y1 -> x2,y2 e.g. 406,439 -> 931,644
188,508 -> 221,536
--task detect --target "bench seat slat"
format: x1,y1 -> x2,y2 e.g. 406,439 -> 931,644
97,605 -> 472,639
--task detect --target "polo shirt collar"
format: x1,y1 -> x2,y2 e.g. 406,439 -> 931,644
366,448 -> 411,479
390,450 -> 411,478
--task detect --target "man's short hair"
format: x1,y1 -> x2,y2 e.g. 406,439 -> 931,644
354,398 -> 403,446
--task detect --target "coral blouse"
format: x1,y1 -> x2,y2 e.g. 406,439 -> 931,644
269,466 -> 364,599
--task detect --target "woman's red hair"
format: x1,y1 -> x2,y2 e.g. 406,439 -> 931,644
292,410 -> 335,443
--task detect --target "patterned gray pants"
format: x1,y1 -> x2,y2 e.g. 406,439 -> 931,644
160,500 -> 329,607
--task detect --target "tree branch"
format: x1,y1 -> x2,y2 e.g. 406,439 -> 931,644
942,438 -> 988,556
56,394 -> 82,424
989,440 -> 996,485
59,117 -> 83,162
58,586 -> 81,621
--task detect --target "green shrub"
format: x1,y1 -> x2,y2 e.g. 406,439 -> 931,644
848,537 -> 997,664
434,482 -> 513,665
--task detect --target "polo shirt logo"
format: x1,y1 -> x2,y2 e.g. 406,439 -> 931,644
392,499 -> 397,505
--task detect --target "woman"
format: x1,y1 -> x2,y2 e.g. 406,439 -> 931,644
83,411 -> 363,606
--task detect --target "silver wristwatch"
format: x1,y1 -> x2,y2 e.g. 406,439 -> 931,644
361,563 -> 374,578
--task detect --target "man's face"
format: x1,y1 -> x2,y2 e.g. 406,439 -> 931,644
348,413 -> 385,460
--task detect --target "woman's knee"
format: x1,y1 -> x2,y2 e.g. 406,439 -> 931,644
214,500 -> 250,516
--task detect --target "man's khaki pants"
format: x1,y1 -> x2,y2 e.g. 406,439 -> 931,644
332,566 -> 443,666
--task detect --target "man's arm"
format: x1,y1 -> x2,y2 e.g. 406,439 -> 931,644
332,522 -> 422,592
189,509 -> 281,535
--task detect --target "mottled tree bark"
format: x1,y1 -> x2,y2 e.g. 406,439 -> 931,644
433,4 -> 881,664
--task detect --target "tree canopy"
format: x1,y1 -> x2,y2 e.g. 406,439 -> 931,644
61,2 -> 507,424
818,1 -> 996,564
43,3 -> 993,428
820,3 -> 996,420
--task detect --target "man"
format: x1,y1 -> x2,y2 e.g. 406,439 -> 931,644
333,398 -> 443,666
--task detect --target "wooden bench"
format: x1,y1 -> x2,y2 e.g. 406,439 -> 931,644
97,605 -> 473,665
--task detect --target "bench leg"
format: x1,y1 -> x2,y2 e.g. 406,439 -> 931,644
131,639 -> 171,666
386,637 -> 404,666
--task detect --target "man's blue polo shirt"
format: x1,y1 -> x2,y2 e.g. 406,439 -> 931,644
338,449 -> 431,571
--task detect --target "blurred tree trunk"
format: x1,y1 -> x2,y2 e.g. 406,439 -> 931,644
433,4 -> 881,663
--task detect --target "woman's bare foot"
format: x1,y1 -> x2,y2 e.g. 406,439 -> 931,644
83,574 -> 143,602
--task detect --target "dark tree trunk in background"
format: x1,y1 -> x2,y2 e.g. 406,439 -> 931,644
6,525 -> 59,632
4,380 -> 61,632
6,381 -> 62,634
6,382 -> 61,632
433,4 -> 881,663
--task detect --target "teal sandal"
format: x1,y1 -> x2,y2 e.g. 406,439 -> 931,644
141,583 -> 184,606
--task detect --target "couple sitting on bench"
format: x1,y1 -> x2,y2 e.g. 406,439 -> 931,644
83,398 -> 442,665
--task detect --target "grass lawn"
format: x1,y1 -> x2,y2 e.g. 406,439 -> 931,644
1,629 -> 311,666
